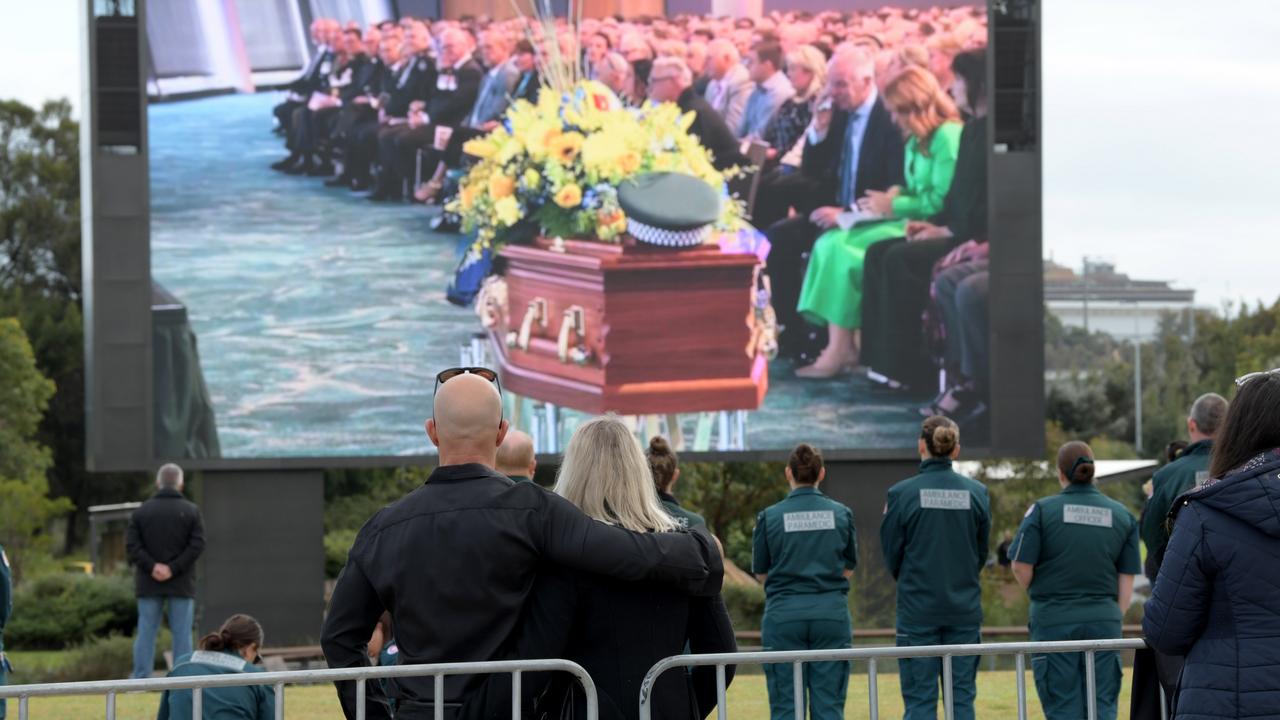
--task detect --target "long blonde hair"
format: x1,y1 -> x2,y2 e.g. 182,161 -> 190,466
555,416 -> 679,533
883,65 -> 960,156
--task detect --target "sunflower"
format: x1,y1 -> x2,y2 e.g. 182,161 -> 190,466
488,174 -> 516,199
549,132 -> 586,165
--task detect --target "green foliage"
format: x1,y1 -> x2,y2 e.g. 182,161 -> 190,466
8,632 -> 173,684
324,467 -> 431,577
675,461 -> 788,572
325,528 -> 359,579
5,573 -> 137,649
721,582 -> 766,631
0,317 -> 72,579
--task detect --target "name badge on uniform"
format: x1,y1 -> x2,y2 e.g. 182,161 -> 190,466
783,510 -> 836,532
386,643 -> 398,656
320,60 -> 332,75
1062,504 -> 1113,528
672,516 -> 689,528
1195,471 -> 1210,488
919,489 -> 970,510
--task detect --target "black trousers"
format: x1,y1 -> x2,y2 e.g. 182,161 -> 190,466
344,118 -> 382,182
861,236 -> 959,389
417,126 -> 485,179
273,99 -> 303,135
934,259 -> 989,386
290,105 -> 340,155
374,124 -> 416,197
764,216 -> 827,362
752,170 -> 825,229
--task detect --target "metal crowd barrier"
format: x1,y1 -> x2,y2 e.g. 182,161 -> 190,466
638,638 -> 1152,720
0,658 -> 598,720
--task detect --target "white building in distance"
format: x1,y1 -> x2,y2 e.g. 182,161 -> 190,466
1045,260 -> 1196,341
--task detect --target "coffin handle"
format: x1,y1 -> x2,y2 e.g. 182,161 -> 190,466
513,298 -> 548,351
557,306 -> 586,363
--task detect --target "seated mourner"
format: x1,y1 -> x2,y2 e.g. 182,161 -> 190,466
157,614 -> 274,720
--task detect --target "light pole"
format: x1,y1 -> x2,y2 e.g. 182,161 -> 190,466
1133,305 -> 1143,454
1082,257 -> 1091,334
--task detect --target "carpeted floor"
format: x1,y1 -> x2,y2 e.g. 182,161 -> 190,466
150,92 -> 926,458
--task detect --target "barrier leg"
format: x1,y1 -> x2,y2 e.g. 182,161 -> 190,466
942,654 -> 954,720
1085,651 -> 1097,720
793,662 -> 804,720
107,690 -> 117,720
716,664 -> 728,720
1015,653 -> 1028,720
357,678 -> 367,720
275,682 -> 285,720
435,674 -> 445,720
868,658 -> 879,720
512,670 -> 522,720
19,695 -> 29,720
1159,683 -> 1168,720
191,688 -> 200,719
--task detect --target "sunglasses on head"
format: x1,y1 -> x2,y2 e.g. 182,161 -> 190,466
1235,368 -> 1280,387
434,367 -> 504,426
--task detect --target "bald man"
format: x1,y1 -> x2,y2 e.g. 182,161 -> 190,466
321,371 -> 722,720
495,430 -> 536,483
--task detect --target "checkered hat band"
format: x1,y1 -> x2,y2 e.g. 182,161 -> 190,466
627,218 -> 712,247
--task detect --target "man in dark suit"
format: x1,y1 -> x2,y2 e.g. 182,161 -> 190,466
276,28 -> 375,176
358,21 -> 436,196
273,18 -> 337,137
511,40 -> 540,103
762,47 -> 904,362
370,28 -> 482,202
648,56 -> 746,171
328,29 -> 418,191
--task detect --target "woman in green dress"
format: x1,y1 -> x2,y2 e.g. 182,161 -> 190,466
796,66 -> 963,378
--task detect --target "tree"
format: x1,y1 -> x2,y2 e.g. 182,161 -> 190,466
0,317 -> 73,580
1,98 -> 148,552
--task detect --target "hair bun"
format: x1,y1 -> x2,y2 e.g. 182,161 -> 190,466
648,436 -> 672,456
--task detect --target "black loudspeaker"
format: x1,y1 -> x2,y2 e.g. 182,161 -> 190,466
992,0 -> 1038,152
95,15 -> 142,148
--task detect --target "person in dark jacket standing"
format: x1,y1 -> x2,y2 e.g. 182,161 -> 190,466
320,368 -> 722,720
648,436 -> 706,529
1011,442 -> 1141,720
752,444 -> 858,720
127,463 -> 206,679
1143,369 -> 1280,720
881,416 -> 990,720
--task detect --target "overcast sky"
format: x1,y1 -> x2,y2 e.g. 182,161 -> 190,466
2,0 -> 1275,309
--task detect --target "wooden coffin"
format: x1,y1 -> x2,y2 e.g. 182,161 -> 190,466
489,237 -> 768,415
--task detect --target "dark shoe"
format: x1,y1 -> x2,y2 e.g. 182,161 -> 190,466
324,174 -> 351,188
270,154 -> 300,171
367,190 -> 397,202
430,215 -> 461,233
282,157 -> 313,175
349,177 -> 372,192
306,162 -> 335,177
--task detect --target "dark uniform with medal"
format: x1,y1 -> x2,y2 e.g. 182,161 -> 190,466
0,543 -> 10,720
880,417 -> 990,720
1011,443 -> 1142,720
752,444 -> 857,720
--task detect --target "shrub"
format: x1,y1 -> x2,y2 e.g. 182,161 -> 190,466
722,581 -> 766,632
5,573 -> 137,649
325,528 -> 358,579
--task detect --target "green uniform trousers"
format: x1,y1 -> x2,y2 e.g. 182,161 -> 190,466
1030,620 -> 1122,720
761,615 -> 852,720
896,623 -> 980,720
0,651 -> 9,719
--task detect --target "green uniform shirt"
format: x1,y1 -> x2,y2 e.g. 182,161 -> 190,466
752,486 -> 858,622
658,491 -> 706,529
1011,484 -> 1142,626
158,650 -> 274,720
881,459 -> 991,626
1140,440 -> 1212,569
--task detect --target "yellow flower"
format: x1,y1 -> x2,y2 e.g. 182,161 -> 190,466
494,196 -> 521,226
463,137 -> 497,159
488,174 -> 516,199
549,131 -> 585,165
618,151 -> 641,175
554,183 -> 583,209
522,169 -> 542,189
460,184 -> 478,210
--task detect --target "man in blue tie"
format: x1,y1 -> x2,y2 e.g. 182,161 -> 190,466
759,47 -> 905,364
738,41 -> 795,141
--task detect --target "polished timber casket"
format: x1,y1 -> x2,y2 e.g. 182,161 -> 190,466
488,237 -> 768,415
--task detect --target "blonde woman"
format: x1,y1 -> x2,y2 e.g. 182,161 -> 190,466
464,416 -> 737,720
795,65 -> 963,378
761,44 -> 828,168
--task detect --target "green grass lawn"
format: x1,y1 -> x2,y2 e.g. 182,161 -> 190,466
6,669 -> 1132,719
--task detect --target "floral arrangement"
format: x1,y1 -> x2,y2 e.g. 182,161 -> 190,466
448,80 -> 746,250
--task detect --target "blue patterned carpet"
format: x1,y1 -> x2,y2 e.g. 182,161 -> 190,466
150,92 -> 924,458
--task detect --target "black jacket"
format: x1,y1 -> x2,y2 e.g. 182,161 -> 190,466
930,116 -> 987,242
800,97 -> 905,204
319,463 -> 723,720
384,54 -> 436,118
428,57 -> 484,128
126,489 -> 205,598
463,568 -> 737,720
513,70 -> 540,104
341,56 -> 382,105
678,87 -> 747,171
289,47 -> 334,95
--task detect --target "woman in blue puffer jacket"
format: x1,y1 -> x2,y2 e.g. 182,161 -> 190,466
1143,370 -> 1280,719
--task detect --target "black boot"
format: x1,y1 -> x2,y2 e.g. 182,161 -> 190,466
283,154 -> 314,175
271,153 -> 300,171
324,173 -> 351,188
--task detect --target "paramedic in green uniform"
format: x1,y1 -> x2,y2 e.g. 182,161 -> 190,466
1011,442 -> 1142,720
648,436 -> 706,528
0,543 -> 11,720
752,443 -> 858,720
158,614 -> 274,720
881,416 -> 990,720
1140,393 -> 1227,574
